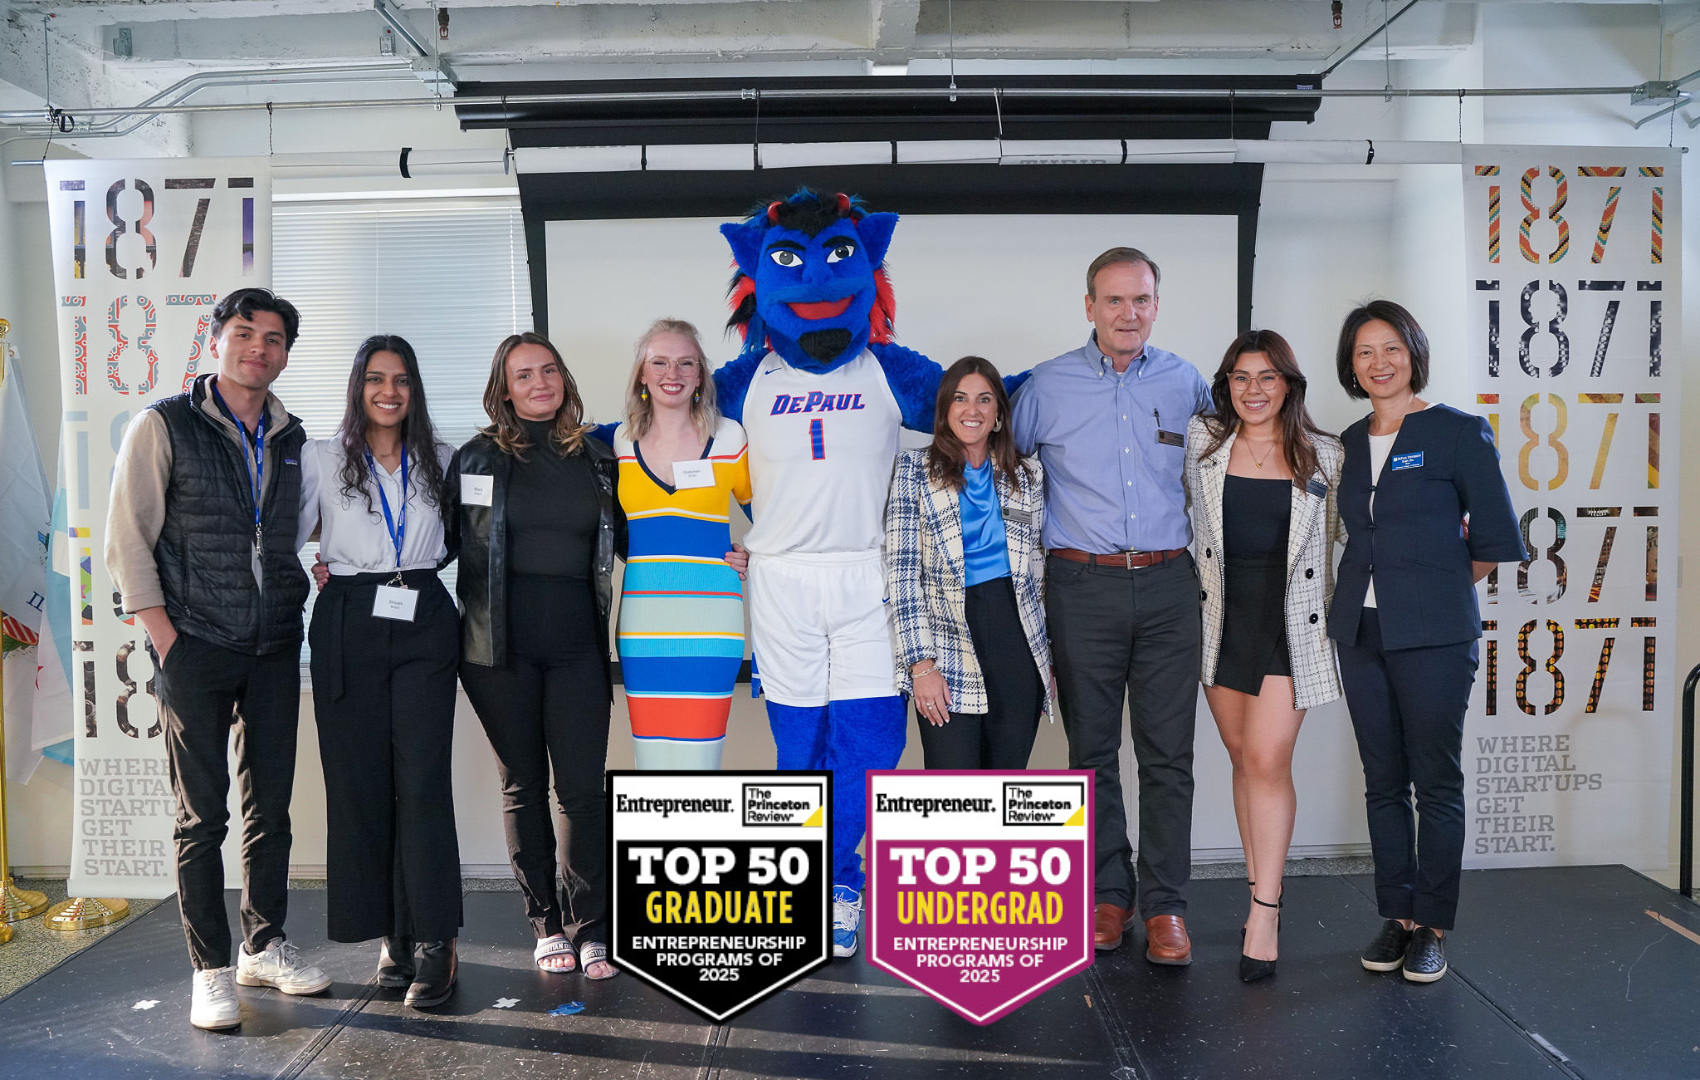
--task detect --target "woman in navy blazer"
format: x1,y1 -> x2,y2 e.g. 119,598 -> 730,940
1329,300 -> 1525,986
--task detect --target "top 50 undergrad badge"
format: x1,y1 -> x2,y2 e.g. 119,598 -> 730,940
609,771 -> 832,1021
866,771 -> 1094,1025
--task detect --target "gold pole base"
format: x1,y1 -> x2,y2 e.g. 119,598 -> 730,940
0,877 -> 50,922
0,920 -> 11,944
43,896 -> 130,932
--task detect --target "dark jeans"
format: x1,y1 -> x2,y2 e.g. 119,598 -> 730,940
1337,607 -> 1477,931
1045,552 -> 1201,916
918,576 -> 1044,770
459,575 -> 611,946
310,570 -> 463,944
155,633 -> 300,971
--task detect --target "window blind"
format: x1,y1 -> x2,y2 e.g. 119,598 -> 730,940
270,195 -> 530,659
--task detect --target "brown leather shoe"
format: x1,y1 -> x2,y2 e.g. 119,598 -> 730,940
1144,915 -> 1193,966
1093,903 -> 1136,951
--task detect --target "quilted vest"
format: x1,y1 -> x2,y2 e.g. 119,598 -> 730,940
150,381 -> 309,655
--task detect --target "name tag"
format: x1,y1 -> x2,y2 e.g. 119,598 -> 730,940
1391,451 -> 1425,472
1306,478 -> 1328,499
372,584 -> 419,622
1156,429 -> 1185,448
673,459 -> 714,490
1004,508 -> 1034,527
460,473 -> 494,506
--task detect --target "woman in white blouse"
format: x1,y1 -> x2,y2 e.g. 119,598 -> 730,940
298,335 -> 461,1009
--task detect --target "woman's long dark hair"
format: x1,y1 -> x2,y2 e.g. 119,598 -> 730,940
925,356 -> 1034,492
337,334 -> 445,512
1201,329 -> 1331,489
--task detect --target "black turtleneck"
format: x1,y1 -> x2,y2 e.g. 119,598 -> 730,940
506,418 -> 600,578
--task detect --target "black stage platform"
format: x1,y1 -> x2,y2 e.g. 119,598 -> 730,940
4,865 -> 1697,1080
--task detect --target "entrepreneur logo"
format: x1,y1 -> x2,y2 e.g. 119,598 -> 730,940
742,782 -> 826,827
1001,781 -> 1087,827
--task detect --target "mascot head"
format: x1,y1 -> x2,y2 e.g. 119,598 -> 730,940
722,189 -> 898,374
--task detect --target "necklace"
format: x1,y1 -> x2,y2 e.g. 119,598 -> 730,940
1245,439 -> 1277,470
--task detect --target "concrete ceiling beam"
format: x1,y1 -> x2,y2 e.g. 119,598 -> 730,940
0,14 -> 189,153
871,0 -> 921,62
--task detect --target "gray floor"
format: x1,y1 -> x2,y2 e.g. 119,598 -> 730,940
0,858 -> 1374,1003
0,878 -> 165,998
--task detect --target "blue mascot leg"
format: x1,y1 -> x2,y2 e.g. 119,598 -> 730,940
823,694 -> 908,892
766,701 -> 831,772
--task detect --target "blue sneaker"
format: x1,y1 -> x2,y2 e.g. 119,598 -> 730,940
832,885 -> 862,958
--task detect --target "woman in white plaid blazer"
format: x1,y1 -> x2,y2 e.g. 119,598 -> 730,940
885,357 -> 1052,770
1183,329 -> 1342,984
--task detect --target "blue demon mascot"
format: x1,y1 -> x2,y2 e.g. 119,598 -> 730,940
713,190 -> 951,957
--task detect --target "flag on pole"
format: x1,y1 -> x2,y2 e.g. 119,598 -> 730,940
0,344 -> 69,785
39,477 -> 75,767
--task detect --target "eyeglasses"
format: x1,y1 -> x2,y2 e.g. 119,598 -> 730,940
1229,372 -> 1284,392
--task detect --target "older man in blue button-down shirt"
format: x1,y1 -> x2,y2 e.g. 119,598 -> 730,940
1012,247 -> 1212,964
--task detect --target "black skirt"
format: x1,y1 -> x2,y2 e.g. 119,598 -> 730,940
1213,474 -> 1293,695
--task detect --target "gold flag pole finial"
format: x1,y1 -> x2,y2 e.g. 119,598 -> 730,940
0,321 -> 52,931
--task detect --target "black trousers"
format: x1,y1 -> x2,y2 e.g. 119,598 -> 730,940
459,575 -> 611,945
310,569 -> 463,944
1337,607 -> 1478,931
1045,552 -> 1201,916
918,576 -> 1044,770
155,633 -> 300,970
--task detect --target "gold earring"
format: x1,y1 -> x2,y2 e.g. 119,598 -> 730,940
641,386 -> 649,401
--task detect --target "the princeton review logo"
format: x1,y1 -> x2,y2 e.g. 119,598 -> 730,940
1002,781 -> 1087,828
743,781 -> 826,827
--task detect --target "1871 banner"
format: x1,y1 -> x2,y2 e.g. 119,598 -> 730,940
1462,147 -> 1680,869
45,159 -> 271,899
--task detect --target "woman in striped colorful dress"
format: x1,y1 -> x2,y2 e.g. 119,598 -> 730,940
614,319 -> 752,770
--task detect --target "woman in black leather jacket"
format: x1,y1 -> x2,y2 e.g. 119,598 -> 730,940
449,331 -> 625,980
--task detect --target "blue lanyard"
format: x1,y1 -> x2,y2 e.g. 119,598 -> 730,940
366,449 -> 408,572
211,380 -> 267,531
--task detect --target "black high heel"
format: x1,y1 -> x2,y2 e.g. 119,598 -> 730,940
1239,895 -> 1282,983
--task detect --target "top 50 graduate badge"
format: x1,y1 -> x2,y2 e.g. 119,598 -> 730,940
609,771 -> 832,1021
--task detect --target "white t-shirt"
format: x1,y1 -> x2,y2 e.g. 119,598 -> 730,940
297,438 -> 454,574
1362,431 -> 1397,608
737,350 -> 902,556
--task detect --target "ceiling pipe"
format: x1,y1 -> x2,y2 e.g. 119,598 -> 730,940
5,138 -> 1497,176
0,82 -> 1661,128
1,60 -> 416,139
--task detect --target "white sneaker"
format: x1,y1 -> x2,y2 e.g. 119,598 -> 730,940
191,967 -> 241,1030
236,938 -> 332,995
832,885 -> 862,958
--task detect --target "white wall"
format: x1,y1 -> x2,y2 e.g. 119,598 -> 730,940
6,4 -> 1699,877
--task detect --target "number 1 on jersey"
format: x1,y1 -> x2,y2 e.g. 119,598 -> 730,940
810,418 -> 825,460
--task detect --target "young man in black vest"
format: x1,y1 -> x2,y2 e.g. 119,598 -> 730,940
107,288 -> 325,1030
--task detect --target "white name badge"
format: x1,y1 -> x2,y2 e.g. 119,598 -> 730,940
460,473 -> 494,506
672,459 -> 715,490
373,585 -> 419,622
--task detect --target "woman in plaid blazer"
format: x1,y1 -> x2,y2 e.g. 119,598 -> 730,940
1184,329 -> 1342,983
885,356 -> 1052,769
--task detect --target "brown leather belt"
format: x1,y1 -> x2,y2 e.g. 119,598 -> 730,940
1048,547 -> 1188,569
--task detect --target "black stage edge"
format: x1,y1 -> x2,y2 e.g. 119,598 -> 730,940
3,866 -> 1696,1079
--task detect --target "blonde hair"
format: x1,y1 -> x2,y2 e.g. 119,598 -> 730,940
624,318 -> 719,442
481,331 -> 590,458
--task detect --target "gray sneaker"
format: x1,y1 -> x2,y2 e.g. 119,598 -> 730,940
190,967 -> 241,1030
236,938 -> 332,995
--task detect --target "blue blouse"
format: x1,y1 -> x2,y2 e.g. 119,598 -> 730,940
959,461 -> 1011,587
